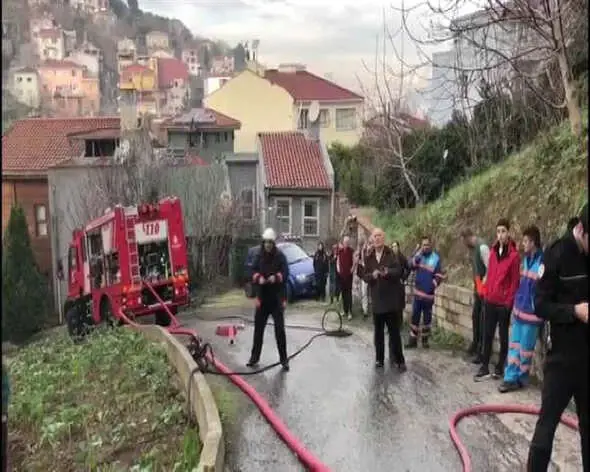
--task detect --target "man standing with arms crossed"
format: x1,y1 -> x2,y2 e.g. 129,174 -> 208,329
527,204 -> 588,471
460,229 -> 490,364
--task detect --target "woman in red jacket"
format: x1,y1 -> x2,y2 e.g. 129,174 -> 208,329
474,218 -> 521,382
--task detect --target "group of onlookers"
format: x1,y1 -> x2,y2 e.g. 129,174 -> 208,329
313,204 -> 588,471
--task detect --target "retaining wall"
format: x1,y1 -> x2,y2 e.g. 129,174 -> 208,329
135,325 -> 225,472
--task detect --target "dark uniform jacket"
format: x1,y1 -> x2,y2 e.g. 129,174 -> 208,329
252,246 -> 289,302
535,233 -> 588,366
362,246 -> 407,315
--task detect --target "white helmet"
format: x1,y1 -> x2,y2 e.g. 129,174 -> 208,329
262,227 -> 277,242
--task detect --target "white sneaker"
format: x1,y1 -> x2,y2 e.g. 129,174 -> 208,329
347,314 -> 353,321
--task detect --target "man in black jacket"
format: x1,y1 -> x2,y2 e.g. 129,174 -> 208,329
527,203 -> 588,471
362,228 -> 407,371
247,228 -> 290,371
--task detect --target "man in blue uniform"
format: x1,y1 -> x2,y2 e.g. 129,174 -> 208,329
499,225 -> 544,393
406,236 -> 444,349
527,204 -> 588,471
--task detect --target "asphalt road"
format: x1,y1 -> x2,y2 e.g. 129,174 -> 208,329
180,303 -> 580,472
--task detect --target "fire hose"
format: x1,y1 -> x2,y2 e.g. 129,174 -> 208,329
117,283 -> 580,472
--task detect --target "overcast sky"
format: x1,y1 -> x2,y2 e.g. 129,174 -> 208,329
139,0 -> 480,102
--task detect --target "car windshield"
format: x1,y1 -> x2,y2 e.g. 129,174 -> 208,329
280,244 -> 309,264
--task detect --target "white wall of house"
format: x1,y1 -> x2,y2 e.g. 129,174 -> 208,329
204,76 -> 231,96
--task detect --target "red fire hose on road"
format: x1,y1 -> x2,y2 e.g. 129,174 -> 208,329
118,283 -> 331,472
449,404 -> 579,472
120,283 -> 580,472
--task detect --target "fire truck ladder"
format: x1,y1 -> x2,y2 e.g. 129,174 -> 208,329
125,214 -> 141,284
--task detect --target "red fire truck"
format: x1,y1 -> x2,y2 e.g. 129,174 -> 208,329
64,196 -> 190,330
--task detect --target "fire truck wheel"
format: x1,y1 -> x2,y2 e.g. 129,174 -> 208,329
155,310 -> 172,327
100,297 -> 116,328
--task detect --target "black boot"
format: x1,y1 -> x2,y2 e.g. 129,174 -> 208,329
281,360 -> 290,372
246,358 -> 259,367
422,336 -> 430,349
405,337 -> 418,349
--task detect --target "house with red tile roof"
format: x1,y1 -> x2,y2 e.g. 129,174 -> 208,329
2,116 -> 120,285
157,57 -> 190,117
257,131 -> 335,251
204,63 -> 364,153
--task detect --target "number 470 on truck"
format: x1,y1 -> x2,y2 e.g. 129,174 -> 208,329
62,196 -> 191,334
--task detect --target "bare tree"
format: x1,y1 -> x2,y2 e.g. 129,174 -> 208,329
399,0 -> 586,137
359,12 -> 429,205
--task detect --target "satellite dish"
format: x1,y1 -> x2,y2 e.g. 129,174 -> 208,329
308,100 -> 320,123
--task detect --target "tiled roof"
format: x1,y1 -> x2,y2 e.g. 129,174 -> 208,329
264,69 -> 363,102
39,59 -> 84,69
2,117 -> 120,174
38,28 -> 61,40
157,57 -> 189,88
258,132 -> 331,189
161,108 -> 241,130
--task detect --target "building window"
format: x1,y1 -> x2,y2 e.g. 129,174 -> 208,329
319,109 -> 330,128
215,132 -> 220,143
224,132 -> 229,142
335,108 -> 357,130
240,188 -> 255,220
34,204 -> 48,237
298,109 -> 309,129
275,199 -> 291,235
302,199 -> 319,237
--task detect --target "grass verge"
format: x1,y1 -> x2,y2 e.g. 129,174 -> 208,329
374,118 -> 587,288
6,328 -> 200,472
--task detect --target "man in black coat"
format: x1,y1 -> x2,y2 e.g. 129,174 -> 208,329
362,228 -> 407,371
527,204 -> 588,471
247,228 -> 290,371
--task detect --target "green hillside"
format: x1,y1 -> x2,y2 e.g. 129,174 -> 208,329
375,118 -> 588,288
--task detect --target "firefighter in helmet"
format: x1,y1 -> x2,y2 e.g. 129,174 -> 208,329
247,228 -> 290,371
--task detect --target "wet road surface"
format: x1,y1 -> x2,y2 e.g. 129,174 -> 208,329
179,302 -> 581,472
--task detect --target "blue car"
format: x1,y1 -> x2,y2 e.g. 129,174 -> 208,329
243,242 -> 316,302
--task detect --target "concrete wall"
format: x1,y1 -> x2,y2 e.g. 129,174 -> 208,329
167,130 -> 235,162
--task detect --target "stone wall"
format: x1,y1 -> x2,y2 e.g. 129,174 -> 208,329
402,283 -> 546,381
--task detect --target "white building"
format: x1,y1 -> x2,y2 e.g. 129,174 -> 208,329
204,75 -> 231,97
36,28 -> 65,60
425,6 -> 543,126
11,67 -> 41,108
181,48 -> 201,76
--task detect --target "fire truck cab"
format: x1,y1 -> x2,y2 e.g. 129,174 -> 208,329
64,196 -> 190,329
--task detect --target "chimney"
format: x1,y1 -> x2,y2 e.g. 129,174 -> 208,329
306,118 -> 320,142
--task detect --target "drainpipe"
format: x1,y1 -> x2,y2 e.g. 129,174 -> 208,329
51,184 -> 63,324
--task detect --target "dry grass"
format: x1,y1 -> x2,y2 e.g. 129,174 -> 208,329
6,328 -> 200,472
